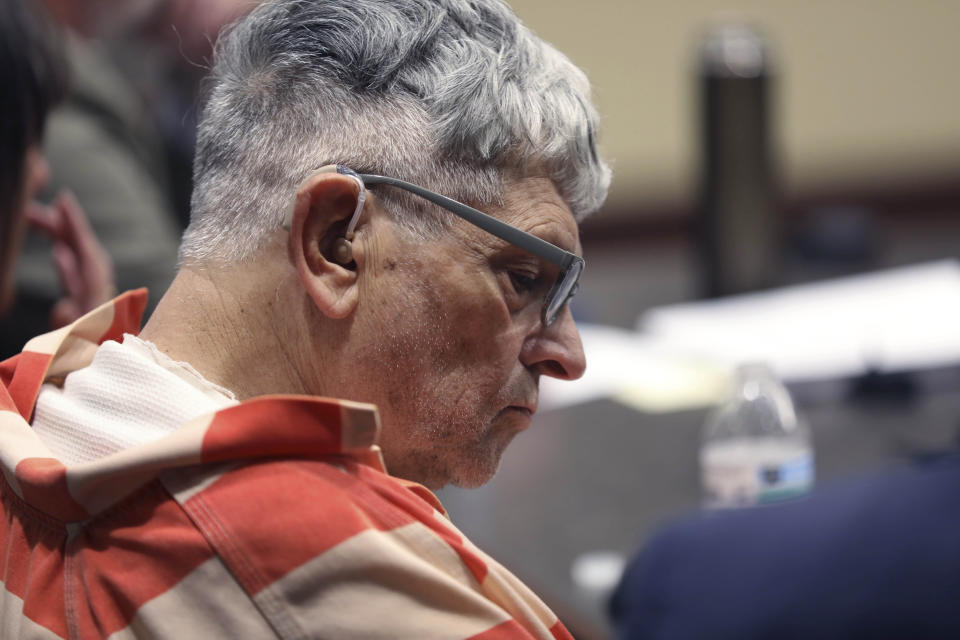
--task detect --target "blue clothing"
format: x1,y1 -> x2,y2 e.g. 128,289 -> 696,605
611,454 -> 960,639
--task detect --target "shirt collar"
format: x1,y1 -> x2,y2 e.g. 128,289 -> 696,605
0,290 -> 388,522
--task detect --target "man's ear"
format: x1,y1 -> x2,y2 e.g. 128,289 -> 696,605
287,169 -> 365,319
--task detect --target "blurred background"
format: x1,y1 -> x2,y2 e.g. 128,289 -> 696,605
5,1 -> 960,638
524,0 -> 960,227
510,0 -> 960,322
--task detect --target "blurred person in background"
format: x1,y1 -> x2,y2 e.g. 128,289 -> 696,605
0,0 -> 114,327
126,0 -> 262,228
0,0 -> 609,637
0,0 -> 253,355
611,451 -> 960,639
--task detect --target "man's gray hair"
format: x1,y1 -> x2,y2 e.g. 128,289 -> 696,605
180,0 -> 611,263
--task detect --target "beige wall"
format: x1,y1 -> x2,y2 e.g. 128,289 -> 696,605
510,0 -> 960,214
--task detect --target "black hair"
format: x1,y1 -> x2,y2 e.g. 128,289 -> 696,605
0,0 -> 67,251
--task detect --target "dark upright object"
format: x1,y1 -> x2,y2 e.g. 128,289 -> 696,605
698,25 -> 779,298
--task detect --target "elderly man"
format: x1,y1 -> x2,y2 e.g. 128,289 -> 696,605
0,0 -> 609,638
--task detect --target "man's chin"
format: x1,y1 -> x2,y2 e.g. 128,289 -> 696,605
417,461 -> 499,491
448,468 -> 498,490
446,441 -> 513,489
390,422 -> 519,490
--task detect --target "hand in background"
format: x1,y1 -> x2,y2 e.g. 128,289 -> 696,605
27,190 -> 116,328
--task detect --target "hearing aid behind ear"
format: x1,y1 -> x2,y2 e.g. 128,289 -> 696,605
283,164 -> 366,264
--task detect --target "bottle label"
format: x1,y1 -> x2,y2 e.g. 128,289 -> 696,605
756,455 -> 813,504
702,443 -> 813,509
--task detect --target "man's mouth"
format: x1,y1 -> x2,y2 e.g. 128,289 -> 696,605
505,397 -> 537,418
511,389 -> 539,415
497,406 -> 534,431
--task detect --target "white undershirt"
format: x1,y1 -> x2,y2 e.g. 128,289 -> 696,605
32,334 -> 238,465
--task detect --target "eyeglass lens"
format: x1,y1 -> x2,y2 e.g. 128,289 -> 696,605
544,259 -> 583,325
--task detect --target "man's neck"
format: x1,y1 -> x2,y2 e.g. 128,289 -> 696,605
139,260 -> 314,401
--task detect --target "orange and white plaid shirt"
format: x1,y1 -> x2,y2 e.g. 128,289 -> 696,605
0,290 -> 571,639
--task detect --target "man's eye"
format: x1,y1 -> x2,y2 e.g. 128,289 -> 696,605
508,271 -> 538,293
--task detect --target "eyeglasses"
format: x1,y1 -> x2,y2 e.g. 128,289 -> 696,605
334,165 -> 584,326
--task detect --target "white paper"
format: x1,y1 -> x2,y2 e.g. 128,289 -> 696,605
539,324 -> 729,413
638,260 -> 960,381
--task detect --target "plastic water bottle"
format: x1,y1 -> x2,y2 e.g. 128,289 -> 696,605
700,363 -> 813,508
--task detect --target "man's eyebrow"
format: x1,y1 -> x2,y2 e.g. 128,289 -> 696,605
521,223 -> 581,257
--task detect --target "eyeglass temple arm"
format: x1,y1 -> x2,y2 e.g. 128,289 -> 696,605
358,174 -> 578,270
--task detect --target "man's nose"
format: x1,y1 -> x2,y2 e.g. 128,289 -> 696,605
520,305 -> 587,380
